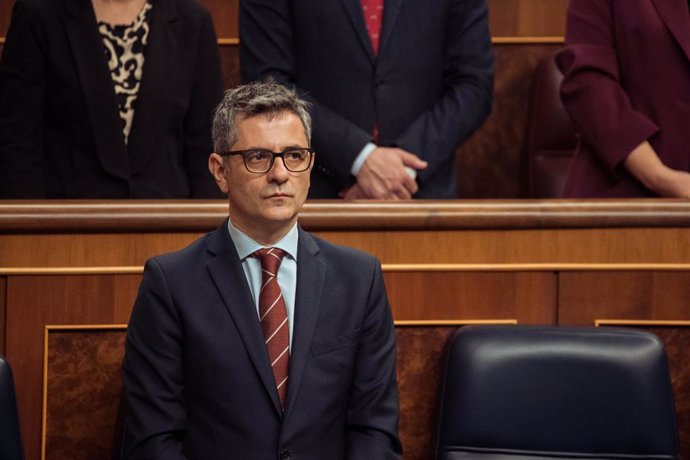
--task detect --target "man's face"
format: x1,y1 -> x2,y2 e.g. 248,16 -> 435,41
209,111 -> 312,244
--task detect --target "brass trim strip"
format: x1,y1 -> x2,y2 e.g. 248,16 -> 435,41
492,36 -> 564,44
214,37 -> 565,46
5,263 -> 690,276
0,37 -> 569,47
395,319 -> 517,326
1,267 -> 144,275
595,319 -> 690,327
45,324 -> 128,331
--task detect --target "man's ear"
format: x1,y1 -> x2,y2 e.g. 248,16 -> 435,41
208,153 -> 229,194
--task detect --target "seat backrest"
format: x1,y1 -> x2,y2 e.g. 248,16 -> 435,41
437,326 -> 680,460
524,55 -> 577,198
0,355 -> 24,460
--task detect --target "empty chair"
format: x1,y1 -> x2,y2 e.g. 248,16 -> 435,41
524,55 -> 577,198
0,355 -> 23,460
437,325 -> 680,460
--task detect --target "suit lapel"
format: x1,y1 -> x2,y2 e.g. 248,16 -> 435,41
127,0 -> 179,174
378,0 -> 403,57
651,0 -> 690,63
283,229 -> 326,415
205,223 -> 284,414
62,0 -> 130,180
340,0 -> 376,62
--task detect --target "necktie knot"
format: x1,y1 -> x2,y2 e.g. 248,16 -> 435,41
253,247 -> 285,275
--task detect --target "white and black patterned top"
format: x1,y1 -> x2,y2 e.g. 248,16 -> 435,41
98,2 -> 152,145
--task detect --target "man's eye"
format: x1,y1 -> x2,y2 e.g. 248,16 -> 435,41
285,151 -> 304,161
247,151 -> 269,162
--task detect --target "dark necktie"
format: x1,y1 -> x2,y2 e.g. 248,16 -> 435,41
253,248 -> 290,409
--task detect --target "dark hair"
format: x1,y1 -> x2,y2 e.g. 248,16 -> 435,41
212,80 -> 312,154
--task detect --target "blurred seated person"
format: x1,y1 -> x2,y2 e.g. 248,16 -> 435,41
240,0 -> 494,200
0,0 -> 224,198
557,0 -> 690,197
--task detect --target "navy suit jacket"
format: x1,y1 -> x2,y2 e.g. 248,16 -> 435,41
0,0 -> 223,198
557,0 -> 690,197
240,0 -> 494,198
123,222 -> 401,459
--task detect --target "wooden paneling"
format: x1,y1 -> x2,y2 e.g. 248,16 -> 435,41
559,272 -> 690,325
2,202 -> 690,459
488,0 -> 567,37
4,202 -> 690,266
385,271 -> 556,323
44,328 -> 125,460
0,275 -> 6,354
457,43 -> 562,198
5,275 -> 139,460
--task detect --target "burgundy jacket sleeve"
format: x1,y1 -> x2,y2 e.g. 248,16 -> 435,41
556,0 -> 659,176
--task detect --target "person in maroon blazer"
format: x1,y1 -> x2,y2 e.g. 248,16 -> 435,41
557,0 -> 690,198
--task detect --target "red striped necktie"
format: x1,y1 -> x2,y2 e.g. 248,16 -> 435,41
254,247 -> 290,409
361,0 -> 384,55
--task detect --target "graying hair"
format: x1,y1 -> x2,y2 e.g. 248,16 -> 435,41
212,80 -> 312,154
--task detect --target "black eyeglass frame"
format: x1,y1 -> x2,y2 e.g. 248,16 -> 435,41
219,147 -> 315,174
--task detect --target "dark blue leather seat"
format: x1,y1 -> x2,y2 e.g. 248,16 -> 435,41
436,326 -> 680,460
0,355 -> 23,460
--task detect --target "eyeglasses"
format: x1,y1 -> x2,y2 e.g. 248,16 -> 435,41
219,147 -> 314,174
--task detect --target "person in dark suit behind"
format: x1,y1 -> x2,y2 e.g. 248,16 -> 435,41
122,81 -> 401,459
240,0 -> 494,200
0,0 -> 223,198
557,0 -> 690,197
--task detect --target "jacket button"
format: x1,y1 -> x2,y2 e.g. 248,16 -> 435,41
279,449 -> 290,459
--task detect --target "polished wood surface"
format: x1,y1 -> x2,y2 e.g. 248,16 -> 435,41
2,200 -> 690,459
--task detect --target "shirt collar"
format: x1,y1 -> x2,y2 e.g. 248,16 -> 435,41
226,219 -> 299,261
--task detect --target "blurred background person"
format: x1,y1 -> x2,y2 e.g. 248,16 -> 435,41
240,0 -> 494,200
0,0 -> 224,198
557,0 -> 690,197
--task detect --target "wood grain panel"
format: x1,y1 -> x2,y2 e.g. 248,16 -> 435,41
202,0 -> 237,40
559,272 -> 690,325
488,0 -> 567,37
44,328 -> 125,460
384,271 -> 556,323
396,326 -> 456,460
219,44 -> 240,90
0,275 -> 6,354
5,275 -> 140,460
3,226 -> 690,267
457,44 -> 562,198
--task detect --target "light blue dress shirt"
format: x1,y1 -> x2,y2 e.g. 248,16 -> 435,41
226,219 -> 298,351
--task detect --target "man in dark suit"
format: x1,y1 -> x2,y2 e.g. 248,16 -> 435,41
0,0 -> 223,198
240,0 -> 494,199
122,81 -> 401,459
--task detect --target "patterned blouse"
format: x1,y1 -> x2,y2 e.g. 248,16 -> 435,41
98,2 -> 153,145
